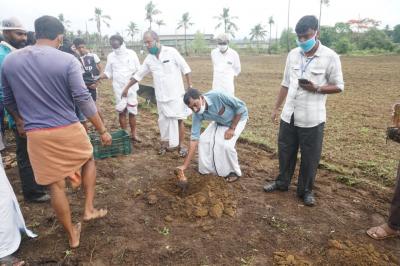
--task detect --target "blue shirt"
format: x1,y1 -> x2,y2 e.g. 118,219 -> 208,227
1,45 -> 97,131
191,91 -> 248,140
0,43 -> 12,103
0,43 -> 15,128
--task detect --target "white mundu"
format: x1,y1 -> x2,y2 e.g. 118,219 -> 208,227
198,120 -> 247,177
0,158 -> 36,258
133,46 -> 192,148
104,44 -> 141,114
211,47 -> 241,96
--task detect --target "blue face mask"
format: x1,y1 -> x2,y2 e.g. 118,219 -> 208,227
148,43 -> 159,55
296,32 -> 317,53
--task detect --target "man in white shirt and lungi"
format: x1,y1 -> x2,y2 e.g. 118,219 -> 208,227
211,33 -> 241,96
122,30 -> 192,157
100,35 -> 141,142
263,15 -> 344,206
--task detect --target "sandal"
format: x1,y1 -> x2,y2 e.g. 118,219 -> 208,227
158,147 -> 167,155
224,172 -> 240,183
366,223 -> 400,240
178,146 -> 188,158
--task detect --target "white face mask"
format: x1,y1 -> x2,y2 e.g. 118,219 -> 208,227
197,98 -> 206,114
218,44 -> 228,53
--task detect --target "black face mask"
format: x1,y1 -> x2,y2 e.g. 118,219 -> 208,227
8,39 -> 26,49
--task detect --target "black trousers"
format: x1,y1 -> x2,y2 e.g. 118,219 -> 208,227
275,115 -> 325,196
388,162 -> 400,230
13,129 -> 47,200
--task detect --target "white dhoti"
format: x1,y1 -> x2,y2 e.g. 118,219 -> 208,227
157,98 -> 191,148
198,119 -> 247,177
113,78 -> 139,115
0,157 -> 36,259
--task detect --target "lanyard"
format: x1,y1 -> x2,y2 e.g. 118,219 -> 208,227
300,55 -> 315,78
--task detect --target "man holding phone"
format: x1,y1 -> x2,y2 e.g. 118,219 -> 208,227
263,15 -> 344,206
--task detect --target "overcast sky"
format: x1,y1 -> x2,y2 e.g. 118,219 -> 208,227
1,0 -> 399,39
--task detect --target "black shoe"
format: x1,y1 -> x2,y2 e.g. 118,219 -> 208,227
28,194 -> 51,203
263,181 -> 288,193
303,192 -> 316,207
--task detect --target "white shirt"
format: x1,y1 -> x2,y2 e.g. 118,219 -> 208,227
133,46 -> 191,103
211,47 -> 241,96
281,42 -> 344,128
104,45 -> 141,94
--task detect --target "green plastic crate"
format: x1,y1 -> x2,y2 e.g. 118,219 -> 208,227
89,130 -> 132,159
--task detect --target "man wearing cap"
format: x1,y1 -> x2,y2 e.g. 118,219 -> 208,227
121,30 -> 192,157
211,33 -> 241,96
0,17 -> 50,203
100,35 -> 141,142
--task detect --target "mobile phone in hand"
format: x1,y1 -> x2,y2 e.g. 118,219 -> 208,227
298,78 -> 312,85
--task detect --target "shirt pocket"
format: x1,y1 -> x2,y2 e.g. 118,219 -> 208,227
309,68 -> 326,86
290,65 -> 301,81
162,60 -> 175,75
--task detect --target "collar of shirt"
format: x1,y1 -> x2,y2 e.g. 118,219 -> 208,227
0,41 -> 15,52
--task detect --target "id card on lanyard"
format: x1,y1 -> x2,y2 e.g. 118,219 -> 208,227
300,55 -> 315,78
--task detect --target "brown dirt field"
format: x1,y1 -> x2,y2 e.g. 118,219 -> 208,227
5,55 -> 400,265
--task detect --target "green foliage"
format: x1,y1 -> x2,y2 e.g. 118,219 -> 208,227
357,28 -> 394,51
190,31 -> 209,54
393,24 -> 400,43
279,28 -> 297,51
334,37 -> 352,54
320,25 -> 337,48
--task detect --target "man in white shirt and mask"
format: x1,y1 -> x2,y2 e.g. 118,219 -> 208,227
122,30 -> 192,157
211,33 -> 241,96
100,35 -> 141,142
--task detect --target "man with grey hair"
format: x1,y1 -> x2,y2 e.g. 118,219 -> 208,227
122,30 -> 193,157
211,33 -> 241,96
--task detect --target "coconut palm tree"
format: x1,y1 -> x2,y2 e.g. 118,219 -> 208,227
89,7 -> 111,45
249,24 -> 267,51
156,19 -> 166,34
268,16 -> 275,54
177,12 -> 194,56
126,21 -> 139,44
145,1 -> 161,30
214,8 -> 239,38
319,0 -> 330,31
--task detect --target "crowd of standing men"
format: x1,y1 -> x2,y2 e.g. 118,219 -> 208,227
0,13 -> 399,265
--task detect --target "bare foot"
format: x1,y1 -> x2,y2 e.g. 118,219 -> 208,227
83,208 -> 108,222
69,222 -> 81,248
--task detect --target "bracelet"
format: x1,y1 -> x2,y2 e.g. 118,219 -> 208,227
316,86 -> 322,94
99,128 -> 107,135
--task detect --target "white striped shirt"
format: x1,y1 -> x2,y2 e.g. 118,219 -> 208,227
281,42 -> 344,128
